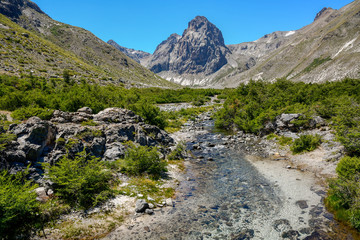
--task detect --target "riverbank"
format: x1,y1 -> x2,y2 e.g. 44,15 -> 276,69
103,111 -> 354,239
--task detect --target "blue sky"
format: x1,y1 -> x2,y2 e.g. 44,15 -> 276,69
32,0 -> 353,54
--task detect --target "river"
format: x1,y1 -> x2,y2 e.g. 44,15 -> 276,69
104,114 -> 346,240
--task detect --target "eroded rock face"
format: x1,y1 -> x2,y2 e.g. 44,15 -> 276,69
147,16 -> 230,76
0,0 -> 45,22
1,107 -> 174,179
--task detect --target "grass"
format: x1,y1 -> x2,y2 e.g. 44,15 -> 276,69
302,57 -> 332,73
119,177 -> 175,203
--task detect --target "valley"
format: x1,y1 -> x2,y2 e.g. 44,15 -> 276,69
0,0 -> 360,239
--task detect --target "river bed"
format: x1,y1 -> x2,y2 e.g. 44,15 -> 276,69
104,117 -> 340,240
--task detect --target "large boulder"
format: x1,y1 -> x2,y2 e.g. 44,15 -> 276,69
9,117 -> 56,162
94,108 -> 141,124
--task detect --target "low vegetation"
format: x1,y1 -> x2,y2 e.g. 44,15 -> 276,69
118,142 -> 167,180
44,151 -> 115,209
215,78 -> 360,231
215,78 -> 360,155
0,74 -> 222,129
290,134 -> 322,154
0,170 -> 41,239
327,156 -> 360,230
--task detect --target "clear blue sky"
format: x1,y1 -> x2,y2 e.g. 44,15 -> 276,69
32,0 -> 353,54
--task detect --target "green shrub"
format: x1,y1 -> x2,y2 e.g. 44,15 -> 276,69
11,106 -> 54,120
290,134 -> 322,154
130,101 -> 167,129
168,142 -> 186,160
0,171 -> 41,239
336,156 -> 360,180
120,142 -> 167,179
45,151 -> 114,209
327,156 -> 360,230
278,136 -> 293,146
0,132 -> 16,151
81,119 -> 99,126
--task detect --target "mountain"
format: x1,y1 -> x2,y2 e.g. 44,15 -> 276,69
213,1 -> 360,87
0,0 -> 176,87
149,16 -> 230,85
107,40 -> 151,64
110,16 -> 230,86
110,1 -> 359,88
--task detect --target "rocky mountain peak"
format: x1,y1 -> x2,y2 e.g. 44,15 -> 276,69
0,0 -> 46,22
314,7 -> 334,21
187,16 -> 210,31
145,16 -> 230,82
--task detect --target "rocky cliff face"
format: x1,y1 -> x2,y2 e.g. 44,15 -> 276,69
213,1 -> 360,87
0,108 -> 174,182
0,0 -> 45,22
143,16 -> 231,85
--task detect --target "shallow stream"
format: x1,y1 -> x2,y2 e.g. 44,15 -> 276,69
105,118 -> 339,240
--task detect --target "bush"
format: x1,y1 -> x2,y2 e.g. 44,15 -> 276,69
45,151 -> 114,209
336,156 -> 360,180
130,101 -> 167,129
0,171 -> 41,239
167,142 -> 186,160
0,132 -> 16,151
120,142 -> 167,179
11,106 -> 54,120
327,156 -> 360,230
290,134 -> 322,154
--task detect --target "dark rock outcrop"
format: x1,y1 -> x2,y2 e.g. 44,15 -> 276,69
0,107 -> 174,180
0,0 -> 46,22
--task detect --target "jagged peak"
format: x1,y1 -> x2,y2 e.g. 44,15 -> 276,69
314,7 -> 334,21
187,16 -> 212,31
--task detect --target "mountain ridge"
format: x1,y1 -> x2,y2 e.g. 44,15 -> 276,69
110,1 -> 360,87
0,0 -> 177,87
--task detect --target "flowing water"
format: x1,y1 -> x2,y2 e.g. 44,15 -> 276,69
105,118 -> 338,240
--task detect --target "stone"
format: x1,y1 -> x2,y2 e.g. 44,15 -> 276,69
135,199 -> 149,213
281,230 -> 300,239
103,142 -> 125,160
145,209 -> 154,215
77,107 -> 93,114
35,187 -> 49,202
165,198 -> 173,207
296,200 -> 308,209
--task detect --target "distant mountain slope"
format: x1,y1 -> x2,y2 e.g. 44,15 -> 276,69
0,0 -> 176,87
215,1 -> 360,87
107,40 -> 151,64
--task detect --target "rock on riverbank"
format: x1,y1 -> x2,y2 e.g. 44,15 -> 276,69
0,107 -> 174,182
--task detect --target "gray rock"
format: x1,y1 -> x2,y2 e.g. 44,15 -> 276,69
147,16 -> 230,82
90,137 -> 106,157
103,142 -> 125,160
165,198 -> 173,207
296,200 -> 308,209
5,150 -> 26,163
35,187 -> 48,202
94,108 -> 141,124
135,199 -> 149,213
145,209 -> 154,215
77,107 -> 93,114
